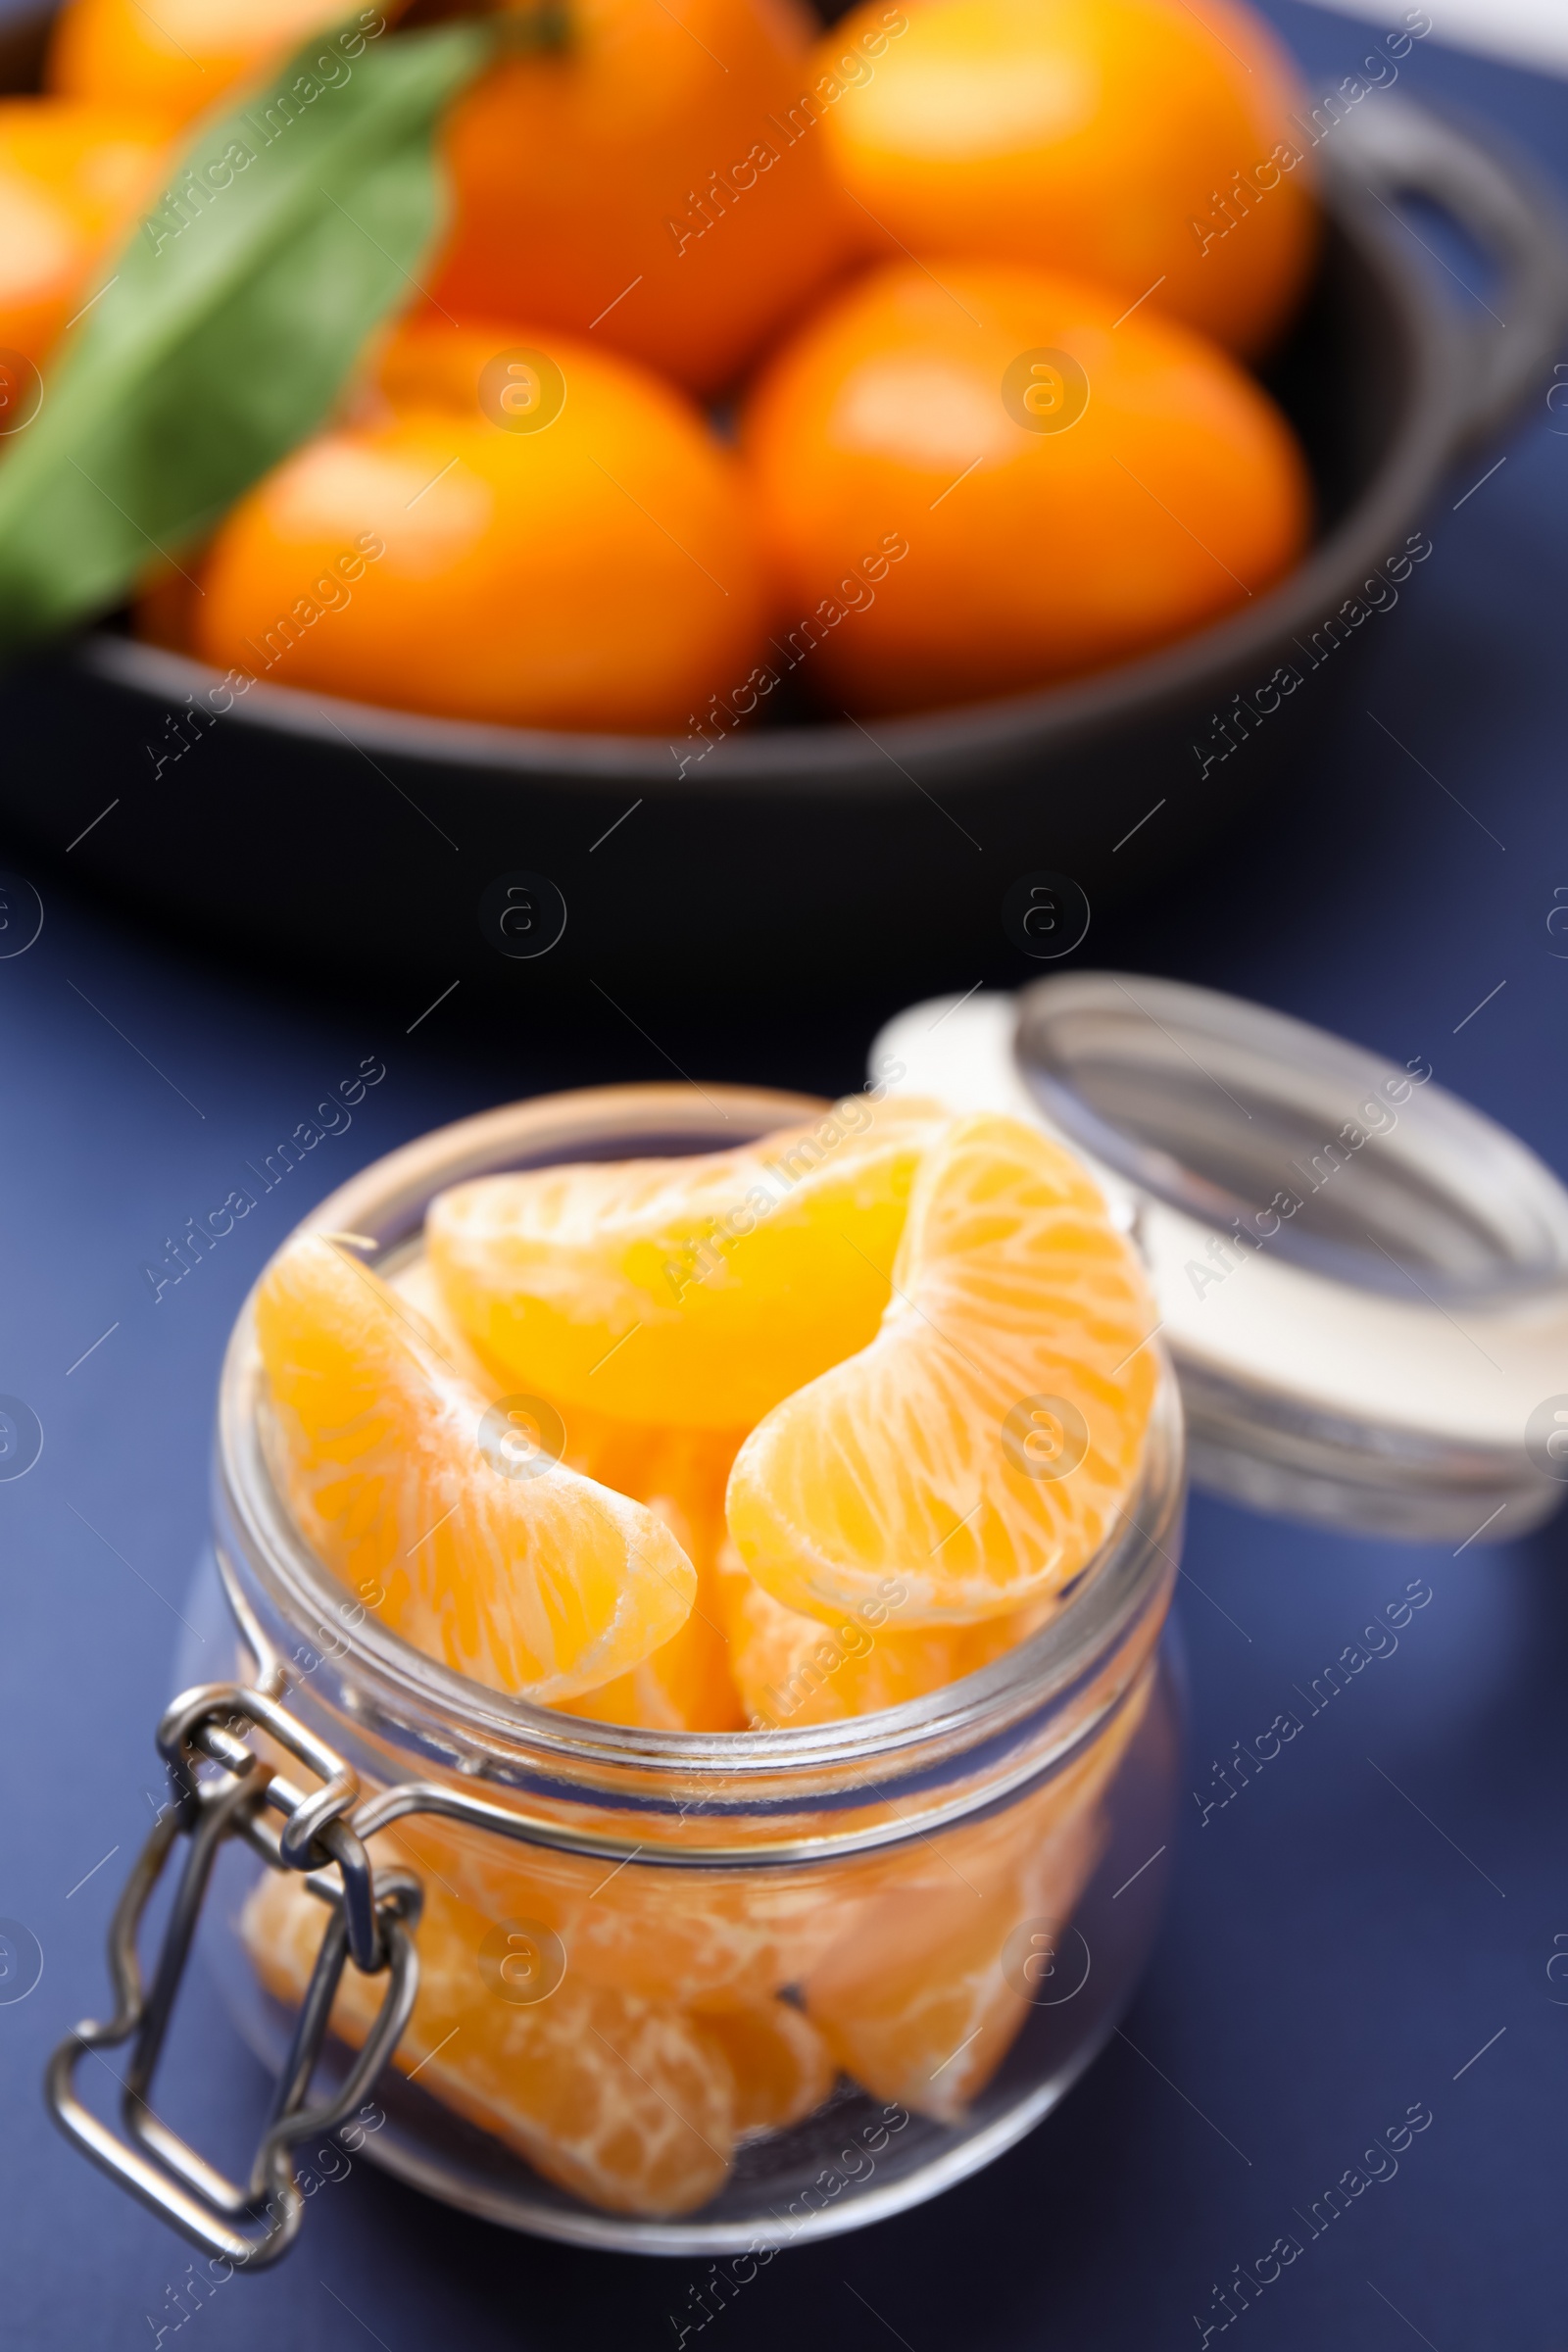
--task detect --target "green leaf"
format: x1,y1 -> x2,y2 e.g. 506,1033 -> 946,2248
0,8 -> 497,656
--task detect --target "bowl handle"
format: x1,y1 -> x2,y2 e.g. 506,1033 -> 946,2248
1326,93 -> 1568,456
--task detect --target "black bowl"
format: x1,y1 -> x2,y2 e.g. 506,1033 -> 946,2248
1,75 -> 1564,1000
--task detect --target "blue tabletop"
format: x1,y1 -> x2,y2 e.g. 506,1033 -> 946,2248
3,2 -> 1567,2344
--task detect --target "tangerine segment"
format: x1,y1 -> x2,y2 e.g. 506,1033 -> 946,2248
0,99 -> 169,369
557,1411 -> 751,1734
817,0 -> 1316,358
804,1681 -> 1151,2121
714,1536 -> 1051,1727
387,1252 -> 505,1394
242,1864 -> 737,2216
425,1096 -> 947,1432
804,1803 -> 1102,2122
694,1997 -> 837,2140
190,336 -> 768,734
563,1445 -> 748,1730
726,1111 -> 1157,1628
564,1576 -> 746,1730
390,1260 -> 747,1732
395,1250 -> 741,1516
254,1235 -> 697,1702
47,0 -> 357,126
394,1811 -> 868,2009
430,0 -> 855,397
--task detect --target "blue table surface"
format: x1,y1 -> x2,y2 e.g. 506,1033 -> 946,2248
3,3 -> 1567,2344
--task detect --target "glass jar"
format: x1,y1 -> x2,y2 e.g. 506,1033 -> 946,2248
49,1082 -> 1185,2263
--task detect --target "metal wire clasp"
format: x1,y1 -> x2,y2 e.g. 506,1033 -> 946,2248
44,1680 -> 422,2268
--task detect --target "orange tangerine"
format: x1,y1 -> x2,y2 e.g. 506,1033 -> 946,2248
188,330 -> 768,733
725,1112 -> 1157,1628
741,258 -> 1310,715
254,1234 -> 697,1702
368,313 -> 523,422
715,1536 -> 1052,1726
47,0 -> 359,128
425,1095 -> 946,1432
816,0 -> 1317,357
429,0 -> 855,397
243,1863 -> 738,2215
0,98 -> 169,373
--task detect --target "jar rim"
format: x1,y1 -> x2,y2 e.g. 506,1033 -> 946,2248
214,1082 -> 1183,1813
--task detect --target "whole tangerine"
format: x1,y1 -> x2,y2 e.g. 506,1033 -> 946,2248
815,0 -> 1318,357
429,0 -> 858,398
739,258 -> 1310,715
0,98 -> 169,373
46,0 -> 357,127
190,326 -> 768,732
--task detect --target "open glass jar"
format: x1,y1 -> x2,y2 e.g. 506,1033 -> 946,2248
53,981 -> 1568,2264
48,1082 -> 1185,2262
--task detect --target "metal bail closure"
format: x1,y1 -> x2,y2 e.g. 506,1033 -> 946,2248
44,1682 -> 422,2268
873,976 -> 1568,1543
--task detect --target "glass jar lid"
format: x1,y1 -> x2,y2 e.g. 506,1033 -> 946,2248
872,975 -> 1568,1544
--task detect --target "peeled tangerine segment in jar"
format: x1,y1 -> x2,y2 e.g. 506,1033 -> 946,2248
567,1542 -> 747,1731
388,1257 -> 747,1731
565,1431 -> 749,1731
693,1998 -> 837,2141
394,1807 -> 868,2010
242,1864 -> 775,2216
715,1535 -> 1053,1727
726,1111 -> 1157,1628
254,1235 -> 696,1703
425,1095 -> 948,1431
539,1417 -> 748,1729
804,1675 -> 1153,2122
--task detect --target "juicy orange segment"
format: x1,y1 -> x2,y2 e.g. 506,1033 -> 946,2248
564,1503 -> 745,1729
539,1412 -> 747,1730
695,1997 -> 837,2140
243,1864 -> 736,2216
803,1685 -> 1150,2120
804,1801 -> 1102,2123
564,1592 -> 745,1731
387,1252 -> 505,1393
387,1264 -> 747,1732
725,1112 -> 1157,1627
395,1809 -> 870,2009
714,1537 -> 1053,1727
424,1096 -> 946,1430
255,1235 -> 696,1702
